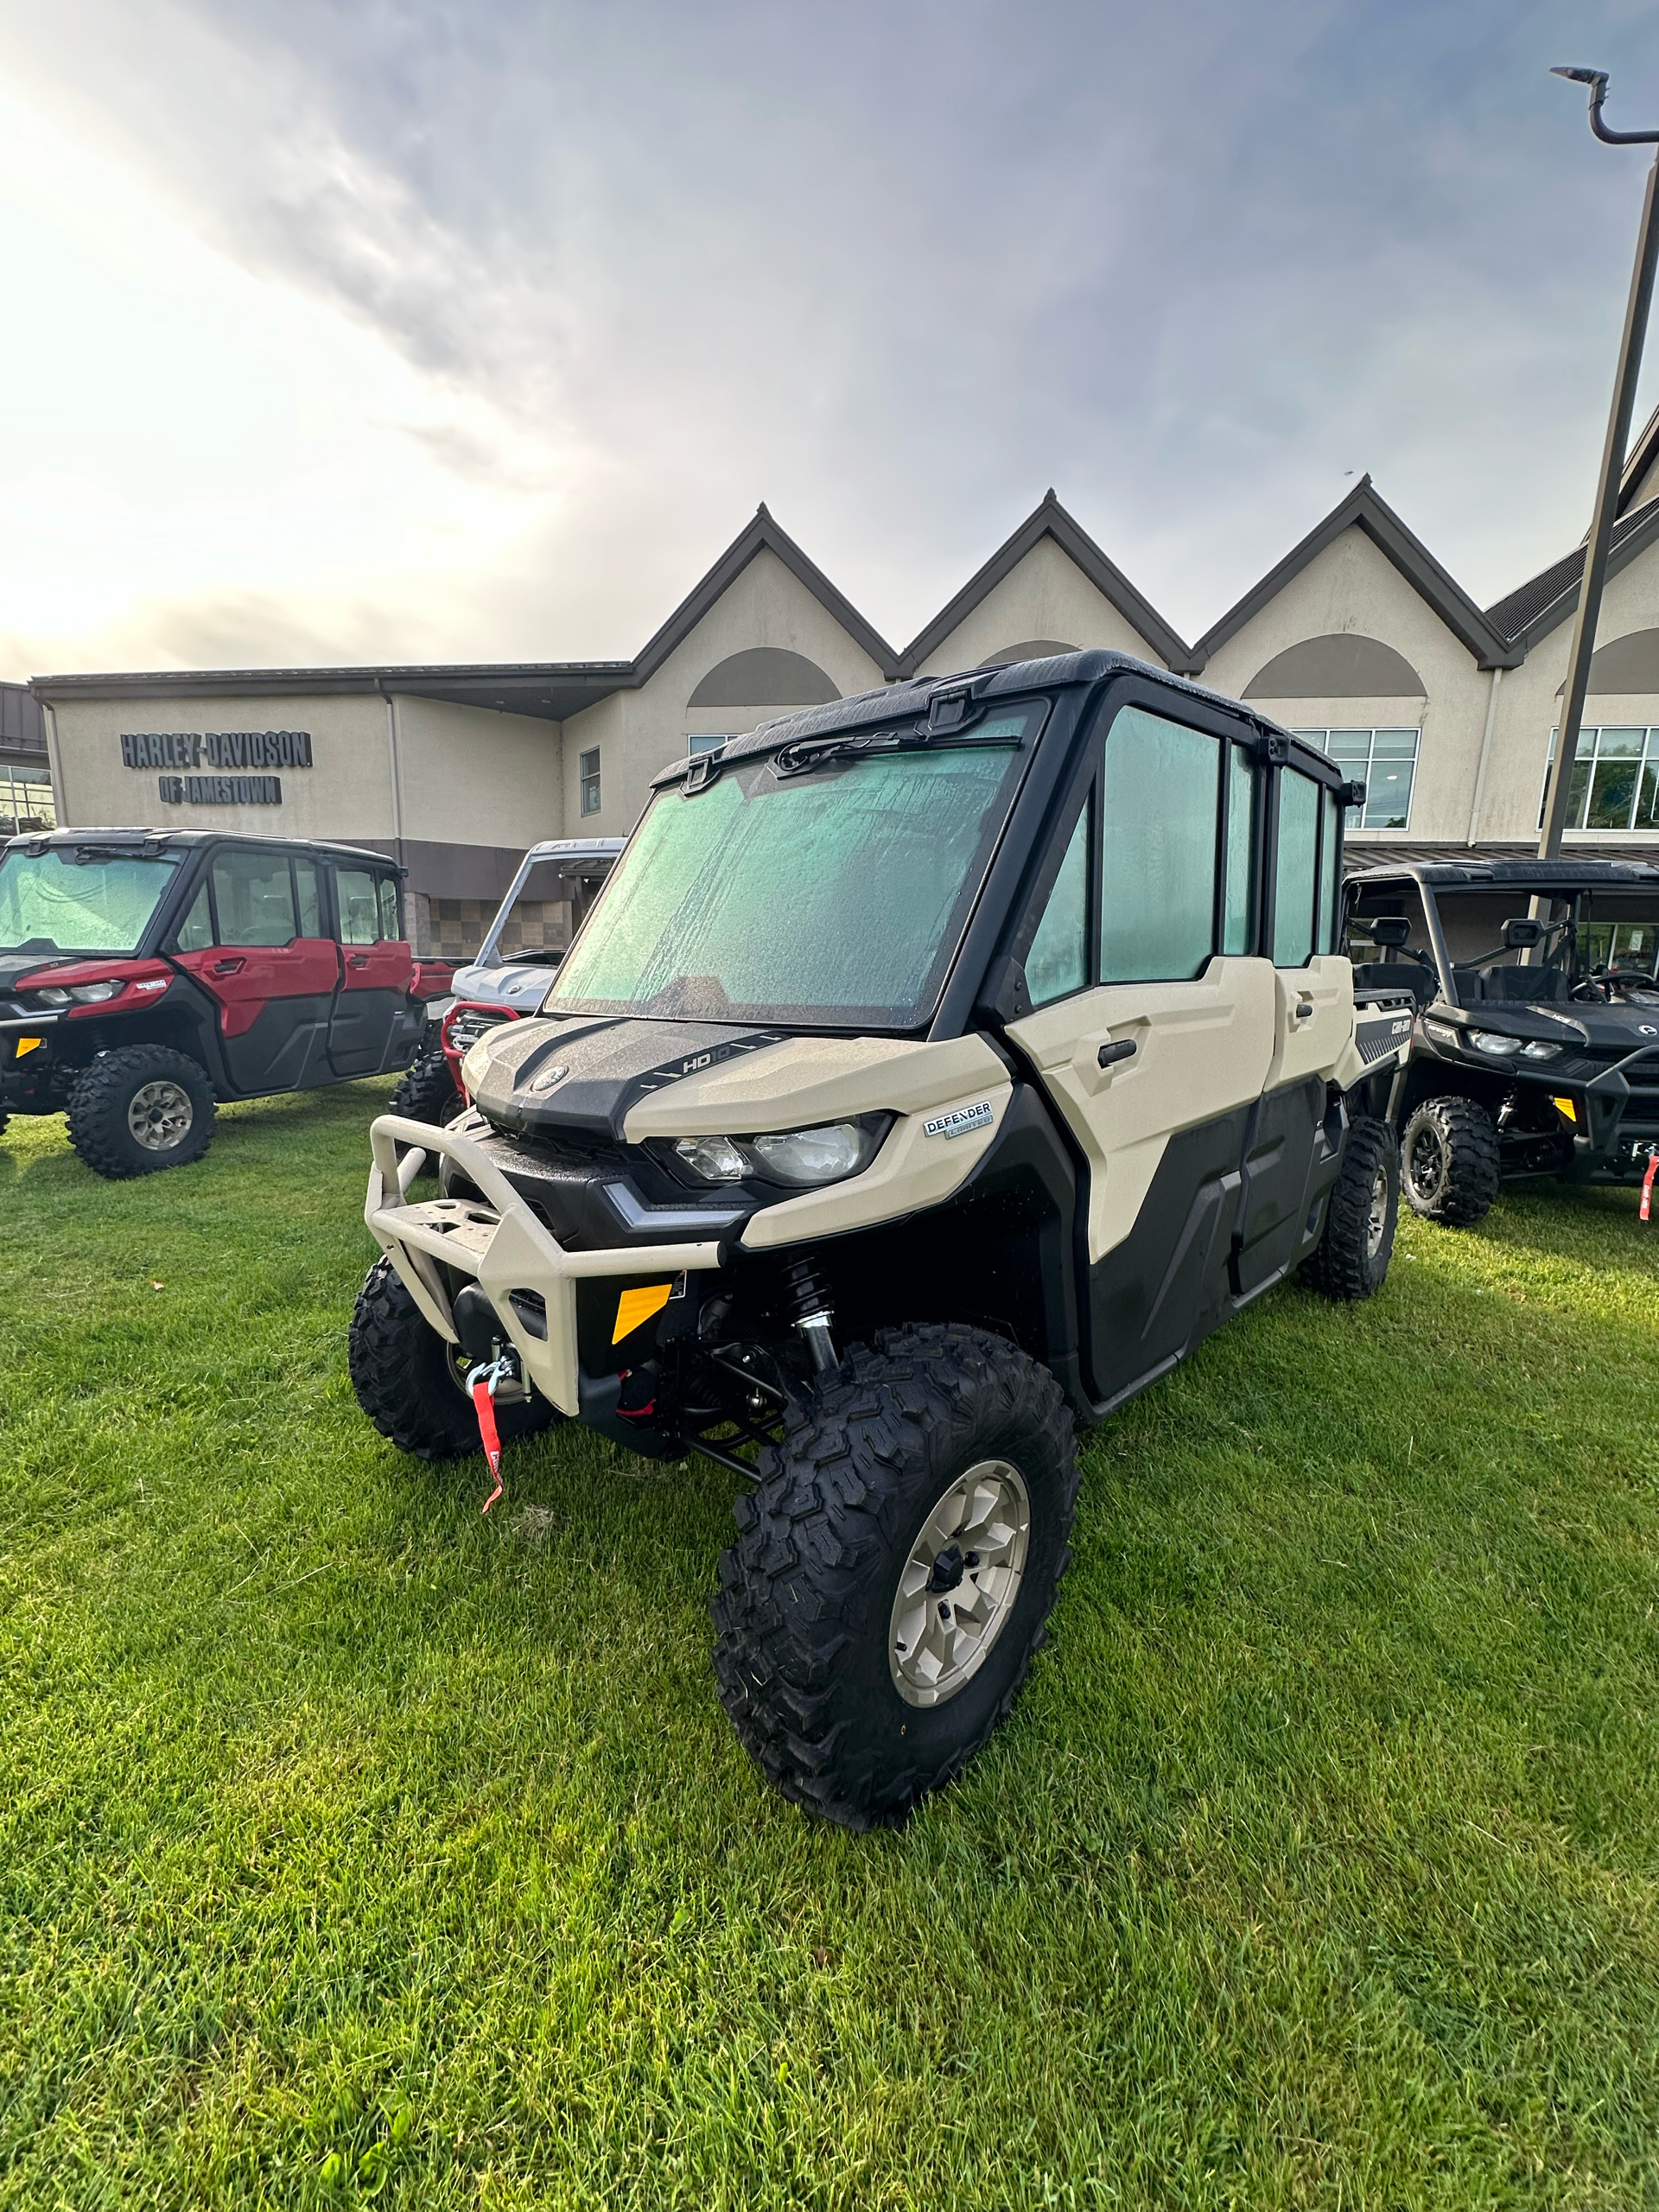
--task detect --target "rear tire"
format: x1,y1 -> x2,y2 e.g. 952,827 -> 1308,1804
1401,1096 -> 1501,1226
1302,1116 -> 1398,1299
348,1255 -> 558,1461
66,1046 -> 216,1179
388,1045 -> 463,1130
711,1323 -> 1077,1830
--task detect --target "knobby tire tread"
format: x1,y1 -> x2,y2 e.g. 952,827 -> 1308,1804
1404,1096 -> 1501,1226
710,1322 -> 1077,1831
1302,1116 -> 1398,1300
65,1046 -> 216,1179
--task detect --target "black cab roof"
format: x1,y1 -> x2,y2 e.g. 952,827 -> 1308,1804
1349,858 -> 1659,893
3,826 -> 404,872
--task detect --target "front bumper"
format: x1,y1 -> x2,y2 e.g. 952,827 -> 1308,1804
365,1113 -> 728,1415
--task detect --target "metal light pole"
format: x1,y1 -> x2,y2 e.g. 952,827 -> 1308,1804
1538,70 -> 1659,858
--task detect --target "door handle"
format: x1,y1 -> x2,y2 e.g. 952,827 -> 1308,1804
1096,1038 -> 1137,1068
348,953 -> 370,969
1294,999 -> 1314,1021
212,957 -> 245,976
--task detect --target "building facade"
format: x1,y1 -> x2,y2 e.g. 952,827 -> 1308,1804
29,415 -> 1659,953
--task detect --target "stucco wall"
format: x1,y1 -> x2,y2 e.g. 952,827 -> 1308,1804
560,547 -> 887,834
46,692 -> 393,845
390,694 -> 563,849
1480,540 -> 1659,842
914,536 -> 1170,677
1199,528 -> 1493,842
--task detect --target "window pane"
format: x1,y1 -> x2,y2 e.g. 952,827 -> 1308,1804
1223,744 -> 1255,954
580,746 -> 601,817
1317,789 -> 1339,953
1637,758 -> 1659,830
1567,755 -> 1592,829
212,850 -> 296,947
1363,751 -> 1414,830
378,876 -> 400,940
686,734 -> 727,757
1587,753 -> 1641,830
294,860 -> 322,938
1273,771 -> 1319,967
1026,800 -> 1089,1007
336,868 -> 379,944
1098,706 -> 1220,983
1597,727 -> 1643,756
175,881 -> 214,950
0,849 -> 181,956
1370,729 -> 1420,758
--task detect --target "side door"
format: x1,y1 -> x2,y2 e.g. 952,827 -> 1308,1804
327,864 -> 415,1076
1007,702 -> 1276,1407
169,847 -> 339,1096
1234,767 -> 1349,1294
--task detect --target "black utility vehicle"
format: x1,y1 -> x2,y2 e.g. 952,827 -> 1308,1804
0,828 -> 451,1177
1345,860 -> 1659,1225
351,652 -> 1412,1827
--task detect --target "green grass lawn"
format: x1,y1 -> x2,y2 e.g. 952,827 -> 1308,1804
2,1084 -> 1657,2210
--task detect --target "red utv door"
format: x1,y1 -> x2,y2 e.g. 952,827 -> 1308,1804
170,849 -> 339,1095
327,864 -> 415,1076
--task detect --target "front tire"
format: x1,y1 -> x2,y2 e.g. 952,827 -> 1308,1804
388,1045 -> 463,1129
1401,1096 -> 1501,1226
66,1046 -> 216,1179
711,1323 -> 1077,1830
348,1255 -> 559,1461
1302,1116 -> 1398,1300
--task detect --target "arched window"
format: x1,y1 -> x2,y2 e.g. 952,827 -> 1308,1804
1561,627 -> 1659,696
980,639 -> 1078,666
687,648 -> 840,709
1243,634 -> 1425,699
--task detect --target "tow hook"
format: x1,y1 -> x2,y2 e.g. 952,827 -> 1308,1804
466,1346 -> 521,1513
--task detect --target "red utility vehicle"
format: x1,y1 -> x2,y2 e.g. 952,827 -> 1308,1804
0,828 -> 452,1177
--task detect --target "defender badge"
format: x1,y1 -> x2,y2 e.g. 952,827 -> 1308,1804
923,1099 -> 995,1140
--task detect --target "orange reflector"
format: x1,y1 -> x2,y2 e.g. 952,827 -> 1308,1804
1552,1096 -> 1578,1124
14,1036 -> 43,1056
613,1282 -> 673,1344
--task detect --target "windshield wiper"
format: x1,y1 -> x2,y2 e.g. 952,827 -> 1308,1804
770,724 -> 1020,782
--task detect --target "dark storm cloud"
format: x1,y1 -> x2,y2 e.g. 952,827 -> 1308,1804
10,0 -> 1659,657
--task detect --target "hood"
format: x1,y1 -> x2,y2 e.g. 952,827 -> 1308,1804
467,1014 -> 791,1140
451,958 -> 563,1013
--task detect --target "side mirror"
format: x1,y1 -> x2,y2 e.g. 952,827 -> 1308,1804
1503,917 -> 1545,949
1362,916 -> 1413,949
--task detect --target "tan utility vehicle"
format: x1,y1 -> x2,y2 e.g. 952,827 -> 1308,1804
349,652 -> 1412,1827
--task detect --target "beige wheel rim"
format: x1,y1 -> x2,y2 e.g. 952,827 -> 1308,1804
126,1078 -> 194,1151
888,1459 -> 1031,1709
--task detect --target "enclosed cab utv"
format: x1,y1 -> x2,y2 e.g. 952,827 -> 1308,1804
352,652 -> 1413,1827
0,828 -> 450,1178
389,836 -> 624,1130
1344,860 -> 1659,1226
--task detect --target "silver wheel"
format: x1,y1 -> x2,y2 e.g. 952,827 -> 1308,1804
1405,1122 -> 1445,1206
889,1459 -> 1031,1709
1366,1162 -> 1390,1257
126,1078 -> 194,1151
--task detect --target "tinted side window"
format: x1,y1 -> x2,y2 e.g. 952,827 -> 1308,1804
295,858 -> 323,938
175,881 -> 214,950
1273,771 -> 1319,967
1223,744 -> 1257,955
1316,788 -> 1340,954
212,850 -> 297,948
378,876 -> 401,941
1099,707 -> 1220,983
336,868 -> 379,944
1026,799 -> 1090,1007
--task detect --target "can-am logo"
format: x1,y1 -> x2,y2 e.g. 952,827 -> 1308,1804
923,1099 -> 995,1140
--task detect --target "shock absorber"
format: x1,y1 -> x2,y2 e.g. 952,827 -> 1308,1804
782,1255 -> 839,1379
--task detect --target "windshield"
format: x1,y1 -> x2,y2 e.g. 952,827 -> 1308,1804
548,708 -> 1043,1027
0,847 -> 182,957
480,855 -> 615,967
1428,888 -> 1659,1007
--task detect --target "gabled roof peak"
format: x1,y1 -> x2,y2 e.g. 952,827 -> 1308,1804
1191,476 -> 1517,673
895,489 -> 1197,678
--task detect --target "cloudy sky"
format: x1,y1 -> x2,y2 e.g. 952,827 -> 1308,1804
2,0 -> 1657,679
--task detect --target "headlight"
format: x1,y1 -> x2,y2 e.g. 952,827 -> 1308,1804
1520,1039 -> 1562,1061
1422,1019 -> 1459,1048
750,1122 -> 868,1185
1469,1030 -> 1524,1057
673,1134 -> 749,1183
672,1117 -> 887,1189
68,980 -> 124,1003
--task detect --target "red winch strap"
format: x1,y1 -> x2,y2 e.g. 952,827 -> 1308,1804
1642,1151 -> 1657,1224
472,1380 -> 504,1513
